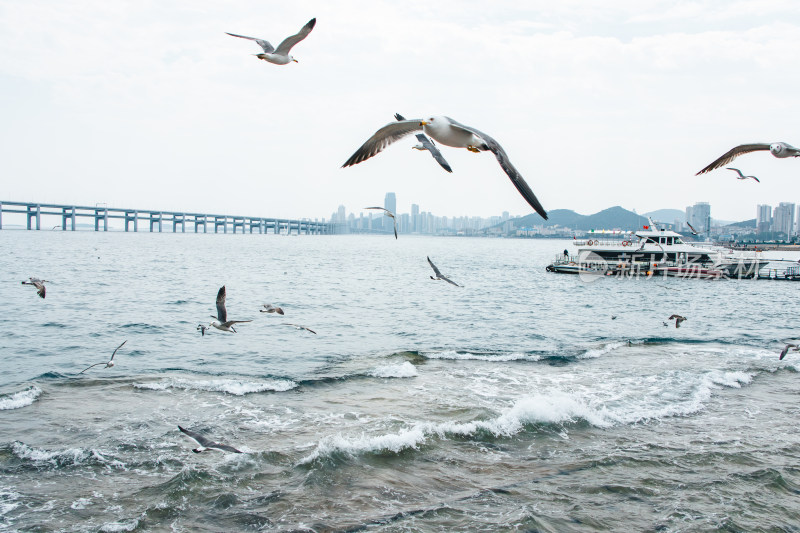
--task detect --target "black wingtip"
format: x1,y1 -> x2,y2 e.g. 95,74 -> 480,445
307,18 -> 316,29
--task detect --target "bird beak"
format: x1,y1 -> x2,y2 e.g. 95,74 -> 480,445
420,121 -> 429,126
292,58 -> 299,63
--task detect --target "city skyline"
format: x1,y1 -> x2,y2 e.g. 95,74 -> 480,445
1,1 -> 799,221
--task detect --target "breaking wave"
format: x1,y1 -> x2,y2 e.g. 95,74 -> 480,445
134,377 -> 297,396
0,386 -> 42,410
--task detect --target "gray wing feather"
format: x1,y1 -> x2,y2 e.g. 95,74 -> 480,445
696,144 -> 771,175
274,18 -> 316,55
427,256 -> 443,278
445,120 -> 547,219
179,425 -> 213,447
416,134 -> 453,173
343,120 -> 424,167
226,32 -> 274,53
440,275 -> 460,287
78,362 -> 105,374
210,443 -> 243,453
216,286 -> 227,324
110,340 -> 127,362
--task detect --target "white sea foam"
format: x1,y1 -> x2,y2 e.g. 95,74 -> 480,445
369,362 -> 418,378
134,377 -> 297,396
0,489 -> 21,518
0,386 -> 42,410
300,392 -> 608,463
100,519 -> 139,532
424,350 -> 539,362
580,341 -> 628,359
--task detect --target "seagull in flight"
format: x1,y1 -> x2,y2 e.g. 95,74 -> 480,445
726,167 -> 760,183
284,323 -> 316,334
686,222 -> 698,236
427,256 -> 461,287
696,142 -> 800,175
226,18 -> 316,65
79,340 -> 127,374
178,425 -> 242,454
21,277 -> 48,299
342,115 -> 548,219
668,315 -> 686,328
197,324 -> 209,336
364,206 -> 398,239
260,304 -> 285,315
209,286 -> 252,333
394,113 -> 452,173
779,343 -> 799,360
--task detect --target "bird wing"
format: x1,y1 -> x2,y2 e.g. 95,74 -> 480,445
209,443 -> 243,454
274,18 -> 316,56
34,281 -> 46,298
780,345 -> 792,360
393,218 -> 398,239
394,113 -> 406,121
178,425 -> 214,447
668,315 -> 680,320
416,134 -> 453,173
342,120 -> 424,167
427,256 -> 443,278
78,362 -> 106,374
446,120 -> 547,220
216,286 -> 227,323
439,275 -> 460,287
687,222 -> 697,234
109,340 -> 127,362
751,176 -> 760,183
726,167 -> 746,179
285,324 -> 316,334
696,144 -> 771,175
221,320 -> 252,327
225,32 -> 274,53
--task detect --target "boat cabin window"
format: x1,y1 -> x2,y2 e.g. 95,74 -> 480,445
659,237 -> 666,244
674,238 -> 683,244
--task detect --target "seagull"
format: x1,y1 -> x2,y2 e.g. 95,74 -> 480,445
284,323 -> 316,334
178,425 -> 242,454
726,167 -> 760,183
394,113 -> 452,173
668,315 -> 686,328
427,256 -> 461,287
21,277 -> 48,299
611,315 -> 617,320
696,142 -> 800,175
342,116 -> 548,220
260,304 -> 285,315
364,206 -> 398,239
686,222 -> 698,235
209,286 -> 252,333
226,18 -> 316,65
197,324 -> 209,336
779,343 -> 799,360
79,340 -> 127,374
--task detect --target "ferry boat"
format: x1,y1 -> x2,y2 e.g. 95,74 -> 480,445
548,223 -> 768,279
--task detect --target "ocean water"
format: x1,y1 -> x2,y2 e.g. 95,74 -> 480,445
1,231 -> 799,532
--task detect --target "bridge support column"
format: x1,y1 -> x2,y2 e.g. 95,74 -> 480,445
125,211 -> 138,232
62,207 -> 76,231
94,209 -> 109,231
26,204 -> 41,230
150,212 -> 162,232
173,214 -> 185,233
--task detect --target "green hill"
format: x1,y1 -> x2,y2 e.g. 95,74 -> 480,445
512,206 -> 649,231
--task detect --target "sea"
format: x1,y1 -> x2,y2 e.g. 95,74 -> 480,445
1,230 -> 799,532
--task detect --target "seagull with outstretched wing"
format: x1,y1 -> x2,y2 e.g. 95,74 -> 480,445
178,425 -> 242,454
726,167 -> 760,182
696,142 -> 800,175
79,340 -> 127,374
427,256 -> 461,287
208,286 -> 252,333
226,18 -> 316,65
394,113 -> 452,172
343,115 -> 548,219
364,206 -> 398,239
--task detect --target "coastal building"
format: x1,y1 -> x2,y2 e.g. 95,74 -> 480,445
773,202 -> 795,238
686,202 -> 711,234
756,204 -> 772,234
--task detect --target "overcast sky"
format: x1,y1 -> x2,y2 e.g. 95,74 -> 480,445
1,0 -> 798,222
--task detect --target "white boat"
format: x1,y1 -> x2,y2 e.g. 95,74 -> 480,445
550,223 -> 768,279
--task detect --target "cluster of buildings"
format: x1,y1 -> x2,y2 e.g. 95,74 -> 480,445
755,202 -> 796,238
330,193 -> 517,236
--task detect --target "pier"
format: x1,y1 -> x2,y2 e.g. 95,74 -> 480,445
0,201 -> 332,235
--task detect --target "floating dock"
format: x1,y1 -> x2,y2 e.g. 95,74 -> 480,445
0,201 -> 332,235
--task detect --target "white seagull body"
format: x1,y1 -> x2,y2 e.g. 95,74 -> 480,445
226,18 -> 316,65
696,142 -> 800,175
260,304 -> 285,315
342,116 -> 548,220
209,286 -> 252,333
284,323 -> 317,334
394,113 -> 452,173
364,206 -> 398,239
79,340 -> 127,374
178,425 -> 242,454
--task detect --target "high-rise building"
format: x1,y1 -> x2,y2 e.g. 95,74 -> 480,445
384,192 -> 396,215
773,202 -> 795,238
686,202 -> 711,233
756,204 -> 772,234
411,203 -> 420,233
